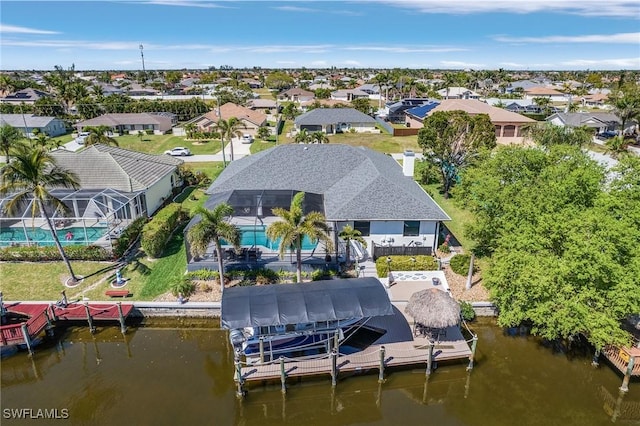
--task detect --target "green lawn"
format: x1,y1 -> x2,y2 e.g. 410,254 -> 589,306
423,183 -> 477,251
111,133 -> 223,156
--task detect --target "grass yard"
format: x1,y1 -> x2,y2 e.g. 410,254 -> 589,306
423,183 -> 477,251
111,133 -> 223,156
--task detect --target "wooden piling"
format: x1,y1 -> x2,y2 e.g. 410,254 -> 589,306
467,334 -> 478,371
259,337 -> 265,364
21,323 -> 33,356
280,356 -> 287,394
426,341 -> 434,376
235,352 -> 244,399
61,290 -> 68,306
43,307 -> 54,337
592,348 -> 601,367
331,350 -> 338,387
116,302 -> 127,334
378,346 -> 386,383
619,356 -> 635,393
84,302 -> 95,334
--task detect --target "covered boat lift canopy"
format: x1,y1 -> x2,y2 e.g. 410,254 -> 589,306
221,277 -> 393,329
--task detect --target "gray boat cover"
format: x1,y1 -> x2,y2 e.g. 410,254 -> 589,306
221,277 -> 393,329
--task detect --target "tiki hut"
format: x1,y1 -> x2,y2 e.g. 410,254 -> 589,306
405,288 -> 461,330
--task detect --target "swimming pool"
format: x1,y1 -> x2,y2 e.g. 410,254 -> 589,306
0,226 -> 108,247
221,226 -> 318,251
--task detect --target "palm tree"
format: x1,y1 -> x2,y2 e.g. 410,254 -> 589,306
215,117 -> 244,161
0,144 -> 81,282
186,203 -> 240,293
0,124 -> 24,163
310,131 -> 329,144
266,191 -> 333,283
84,125 -> 119,146
294,129 -> 311,144
338,224 -> 367,267
184,123 -> 197,139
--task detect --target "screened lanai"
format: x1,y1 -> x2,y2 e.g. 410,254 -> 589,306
0,188 -> 146,248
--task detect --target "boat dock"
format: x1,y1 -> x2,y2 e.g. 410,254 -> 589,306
1,301 -> 134,355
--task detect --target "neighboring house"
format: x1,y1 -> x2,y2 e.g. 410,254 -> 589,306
185,102 -> 267,137
76,113 -> 173,135
437,87 -> 481,100
484,98 -> 556,115
308,82 -> 334,91
403,101 -> 441,125
546,112 -> 623,134
504,79 -> 551,94
330,88 -> 370,102
0,114 -> 67,137
50,144 -> 183,216
242,78 -> 263,89
580,93 -> 610,109
0,88 -> 54,105
278,88 -> 315,103
247,98 -> 278,115
384,98 -> 438,123
186,144 -> 450,271
417,99 -> 536,144
94,83 -> 123,96
523,86 -> 567,102
294,108 -> 378,134
357,83 -> 381,98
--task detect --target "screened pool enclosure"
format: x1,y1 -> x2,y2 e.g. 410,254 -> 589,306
0,188 -> 147,248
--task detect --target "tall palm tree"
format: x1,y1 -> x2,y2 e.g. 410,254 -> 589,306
0,144 -> 81,282
215,117 -> 244,161
338,224 -> 367,267
186,203 -> 240,293
84,125 -> 119,146
310,131 -> 329,144
266,191 -> 333,283
0,124 -> 24,163
295,128 -> 311,144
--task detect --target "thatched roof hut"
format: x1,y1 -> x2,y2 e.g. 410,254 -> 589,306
405,288 -> 460,329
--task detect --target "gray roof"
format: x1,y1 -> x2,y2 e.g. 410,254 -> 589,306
295,108 -> 377,126
0,114 -> 60,128
206,144 -> 450,221
50,144 -> 182,192
76,113 -> 172,128
547,112 -> 621,128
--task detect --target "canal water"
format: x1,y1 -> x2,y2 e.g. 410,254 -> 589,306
1,318 -> 638,426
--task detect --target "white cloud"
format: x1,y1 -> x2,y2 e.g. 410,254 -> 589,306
440,60 -> 486,68
499,62 -> 527,68
141,1 -> 228,8
562,57 -> 640,67
494,32 -> 640,44
384,0 -> 639,17
0,24 -> 60,35
273,6 -> 320,13
343,45 -> 467,53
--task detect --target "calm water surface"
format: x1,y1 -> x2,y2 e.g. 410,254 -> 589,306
1,318 -> 638,426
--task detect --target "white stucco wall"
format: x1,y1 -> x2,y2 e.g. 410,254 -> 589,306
337,220 -> 439,256
144,172 -> 177,215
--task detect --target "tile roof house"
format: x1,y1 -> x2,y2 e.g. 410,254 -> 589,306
75,113 -> 173,135
0,114 -> 67,137
294,108 -> 378,134
1,88 -> 54,105
412,99 -> 536,145
51,144 -> 183,215
186,103 -> 267,137
187,144 -> 449,271
523,86 -> 567,102
436,87 -> 481,100
278,88 -> 315,103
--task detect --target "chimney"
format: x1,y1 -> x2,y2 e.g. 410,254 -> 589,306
402,150 -> 415,177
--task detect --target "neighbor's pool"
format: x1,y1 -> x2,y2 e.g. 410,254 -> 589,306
0,226 -> 108,247
221,225 -> 318,251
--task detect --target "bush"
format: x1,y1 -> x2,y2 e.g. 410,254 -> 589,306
416,160 -> 441,185
0,244 -> 110,261
185,268 -> 219,281
449,254 -> 477,276
311,268 -> 335,281
460,300 -> 476,322
170,277 -> 195,297
242,268 -> 279,285
141,203 -> 183,258
113,217 -> 147,259
438,243 -> 451,253
375,255 -> 438,277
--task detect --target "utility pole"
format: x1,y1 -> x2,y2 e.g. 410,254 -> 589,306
139,44 -> 146,82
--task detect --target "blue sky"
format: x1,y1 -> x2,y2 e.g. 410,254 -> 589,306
1,0 -> 639,71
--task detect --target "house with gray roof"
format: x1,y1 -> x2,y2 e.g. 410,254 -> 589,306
1,88 -> 53,105
75,113 -> 173,135
294,108 -> 378,134
186,144 -> 449,271
51,144 -> 183,216
0,114 -> 67,137
546,112 -> 623,134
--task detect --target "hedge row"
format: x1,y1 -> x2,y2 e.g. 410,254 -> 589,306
0,244 -> 110,262
140,203 -> 184,258
113,217 -> 148,259
375,255 -> 438,277
449,254 -> 478,276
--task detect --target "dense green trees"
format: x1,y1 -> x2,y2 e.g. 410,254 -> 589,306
454,146 -> 640,349
417,110 -> 496,198
0,124 -> 24,163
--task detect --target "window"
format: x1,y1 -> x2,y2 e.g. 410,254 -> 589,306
403,221 -> 420,237
353,221 -> 370,236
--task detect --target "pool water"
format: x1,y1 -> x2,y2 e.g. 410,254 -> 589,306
0,226 -> 108,247
221,226 -> 318,250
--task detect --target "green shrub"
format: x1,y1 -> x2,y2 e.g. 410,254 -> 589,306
141,203 -> 183,258
311,268 -> 335,281
416,160 -> 441,185
113,217 -> 147,259
185,269 -> 219,281
449,254 -> 477,276
438,243 -> 451,253
459,300 -> 476,322
0,244 -> 110,261
375,255 -> 438,277
170,278 -> 195,297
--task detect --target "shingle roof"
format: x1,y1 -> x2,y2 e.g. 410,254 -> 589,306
50,144 -> 182,192
547,112 -> 620,127
0,114 -> 59,128
295,108 -> 377,126
205,144 -> 450,221
76,113 -> 172,128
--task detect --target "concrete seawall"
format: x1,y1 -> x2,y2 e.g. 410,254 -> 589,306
471,301 -> 499,317
131,301 -> 221,318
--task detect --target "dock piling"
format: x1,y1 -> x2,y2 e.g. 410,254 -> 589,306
467,334 -> 478,371
116,302 -> 127,334
426,341 -> 434,376
60,290 -> 68,307
259,337 -> 265,364
280,356 -> 287,394
591,348 -> 601,367
83,302 -> 95,334
619,355 -> 635,393
21,323 -> 33,356
378,346 -> 386,383
331,350 -> 338,387
234,351 -> 244,399
43,307 -> 54,337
